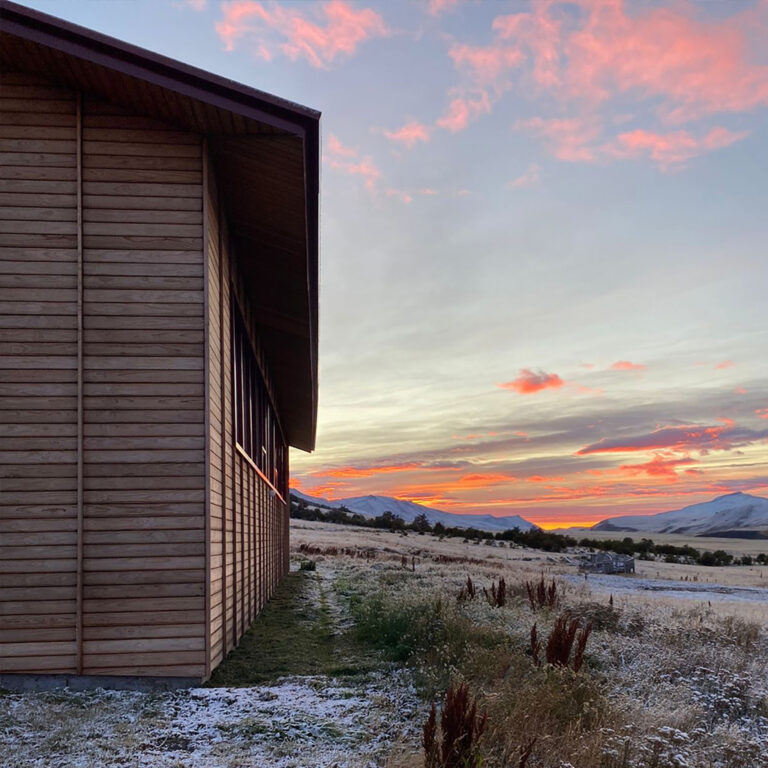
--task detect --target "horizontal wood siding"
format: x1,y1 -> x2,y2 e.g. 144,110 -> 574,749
0,70 -> 79,674
205,160 -> 290,674
80,97 -> 206,678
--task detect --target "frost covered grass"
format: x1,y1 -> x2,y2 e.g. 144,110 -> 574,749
304,522 -> 768,768
2,522 -> 766,768
0,671 -> 421,768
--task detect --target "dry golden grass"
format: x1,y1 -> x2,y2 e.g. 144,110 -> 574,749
293,519 -> 768,768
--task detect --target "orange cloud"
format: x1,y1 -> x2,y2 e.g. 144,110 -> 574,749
384,121 -> 431,149
312,462 -> 425,479
734,387 -> 747,395
326,134 -> 381,191
757,409 -> 768,420
618,454 -> 696,482
216,0 -> 388,68
716,360 -> 735,369
457,473 -> 516,488
437,91 -> 493,133
499,369 -> 565,395
610,360 -> 646,371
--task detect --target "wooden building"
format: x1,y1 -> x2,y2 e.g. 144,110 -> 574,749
0,1 -> 319,685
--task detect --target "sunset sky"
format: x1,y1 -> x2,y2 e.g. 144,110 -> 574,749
31,0 -> 768,528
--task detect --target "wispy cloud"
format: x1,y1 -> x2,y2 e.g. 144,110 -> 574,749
605,127 -> 749,172
427,0 -> 465,18
507,163 -> 540,189
499,369 -> 565,395
618,454 -> 697,482
325,134 -> 381,190
610,360 -> 646,371
578,423 -> 768,456
216,0 -> 388,67
437,91 -> 493,133
715,360 -> 735,370
383,120 -> 431,149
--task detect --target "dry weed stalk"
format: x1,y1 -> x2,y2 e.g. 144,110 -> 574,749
458,576 -> 477,601
525,575 -> 558,611
423,682 -> 487,768
530,614 -> 592,671
484,577 -> 507,608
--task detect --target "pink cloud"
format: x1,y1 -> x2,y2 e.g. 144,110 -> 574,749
734,387 -> 747,395
610,360 -> 646,371
448,42 -> 525,89
385,188 -> 413,204
325,134 -> 380,191
439,1 -> 764,165
437,92 -> 493,133
499,369 -> 565,395
183,0 -> 206,10
515,116 -> 601,162
216,0 -> 388,68
507,163 -> 540,189
492,0 -> 768,122
757,408 -> 768,420
428,0 -> 464,17
715,359 -> 735,369
383,121 -> 431,149
607,127 -> 749,171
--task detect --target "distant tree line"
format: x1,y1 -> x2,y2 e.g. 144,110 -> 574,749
290,496 -> 765,567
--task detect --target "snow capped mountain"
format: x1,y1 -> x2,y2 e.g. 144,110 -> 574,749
290,491 -> 538,532
592,492 -> 768,536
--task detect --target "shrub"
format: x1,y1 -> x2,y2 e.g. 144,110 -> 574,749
299,559 -> 316,571
423,682 -> 487,768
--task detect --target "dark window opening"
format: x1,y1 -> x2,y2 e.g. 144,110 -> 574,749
232,298 -> 287,498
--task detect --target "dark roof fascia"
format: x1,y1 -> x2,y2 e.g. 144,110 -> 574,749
0,0 -> 320,138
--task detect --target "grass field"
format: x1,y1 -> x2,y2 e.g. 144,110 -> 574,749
2,519 -> 766,768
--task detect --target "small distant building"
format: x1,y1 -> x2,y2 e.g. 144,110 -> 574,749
581,552 -> 635,574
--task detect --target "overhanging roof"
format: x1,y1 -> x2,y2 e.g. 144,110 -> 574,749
0,0 -> 320,452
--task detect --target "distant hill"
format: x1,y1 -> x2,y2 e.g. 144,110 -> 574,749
592,492 -> 768,537
290,490 -> 539,532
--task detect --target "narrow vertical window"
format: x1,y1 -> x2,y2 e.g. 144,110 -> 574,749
231,296 -> 287,499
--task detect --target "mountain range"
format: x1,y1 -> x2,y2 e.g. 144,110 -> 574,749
292,489 -> 768,538
591,492 -> 768,537
290,490 -> 539,532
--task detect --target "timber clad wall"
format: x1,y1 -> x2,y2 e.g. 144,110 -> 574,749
0,70 -> 79,674
80,96 -> 206,678
0,65 -> 290,681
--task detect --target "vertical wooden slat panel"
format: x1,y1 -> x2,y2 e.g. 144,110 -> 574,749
76,89 -> 85,676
